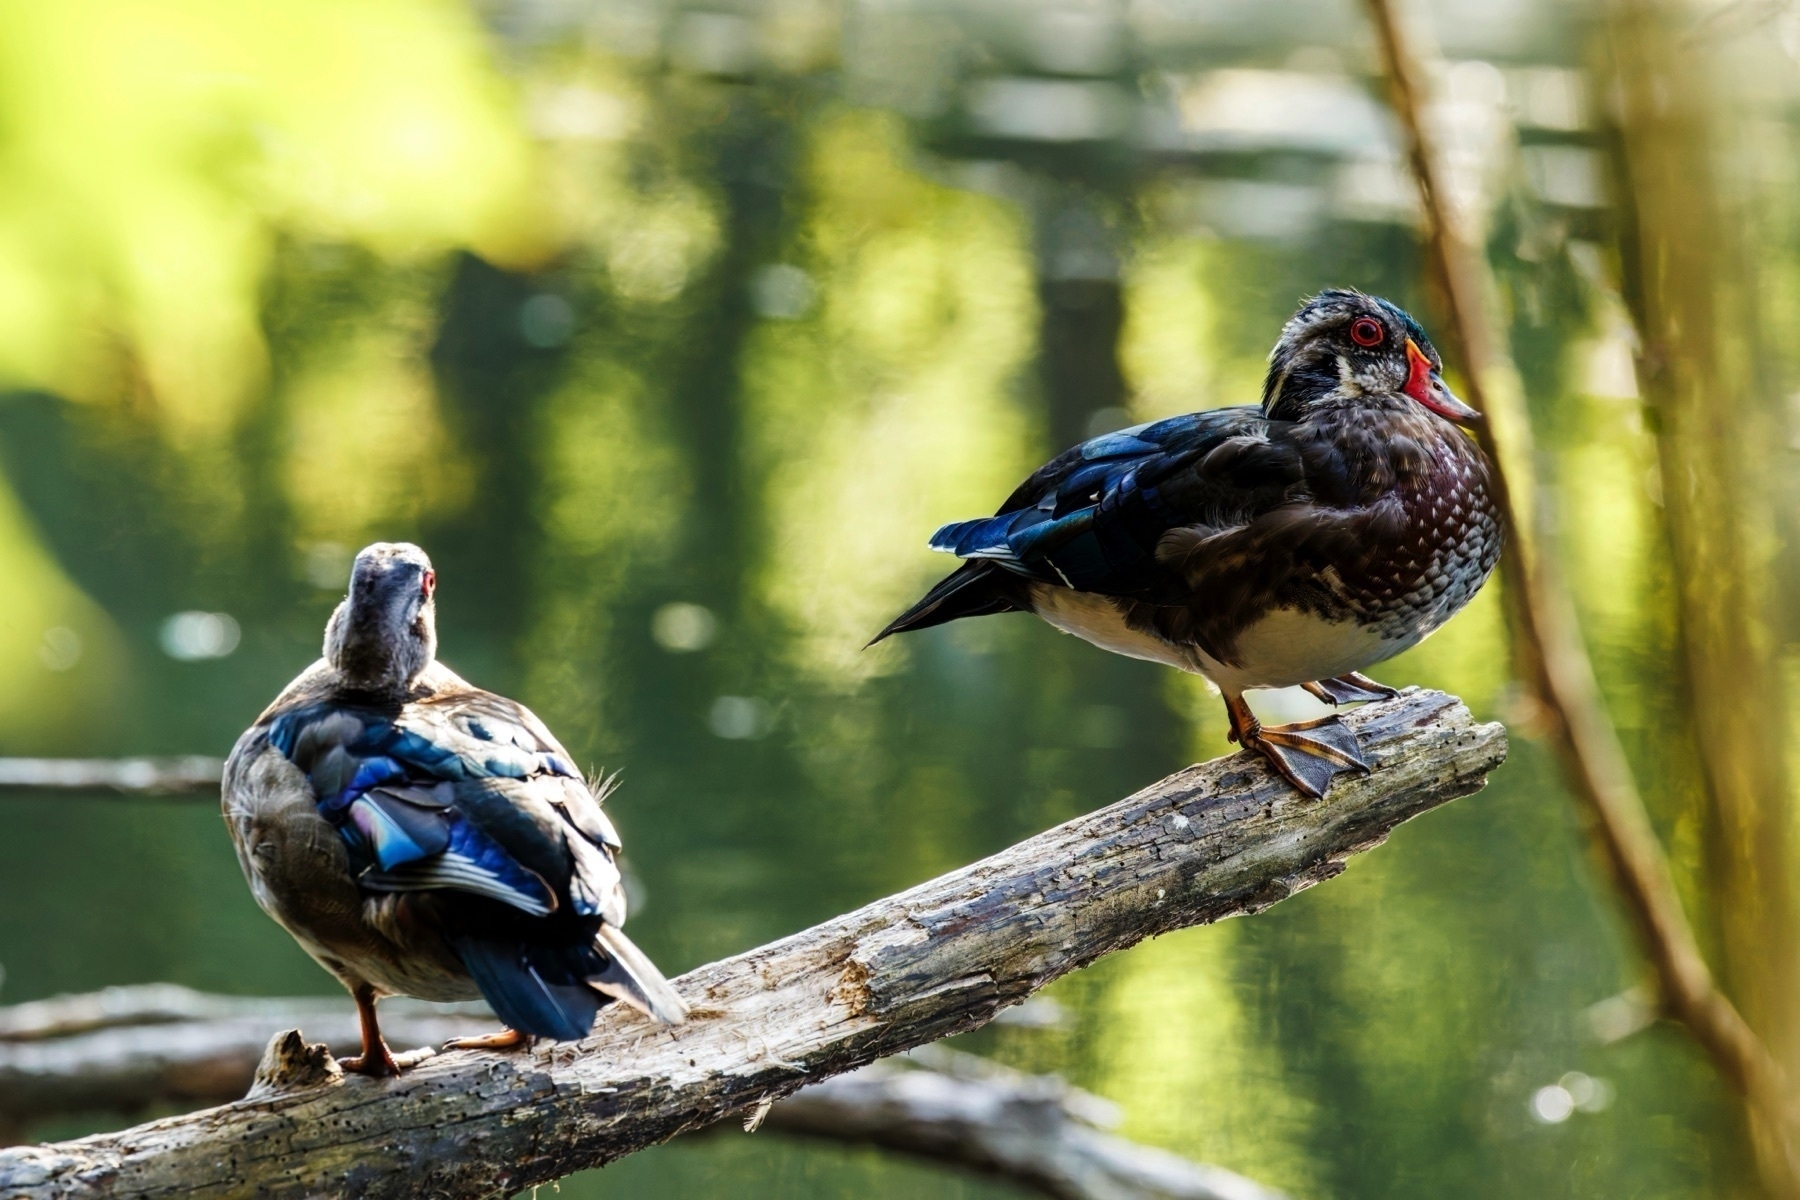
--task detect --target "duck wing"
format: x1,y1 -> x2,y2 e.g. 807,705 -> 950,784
874,408 -> 1305,640
265,686 -> 685,1035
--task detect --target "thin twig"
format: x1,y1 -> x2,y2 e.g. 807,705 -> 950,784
0,758 -> 222,795
1361,1 -> 1800,1193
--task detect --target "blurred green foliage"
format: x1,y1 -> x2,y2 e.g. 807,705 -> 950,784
0,0 -> 1785,1197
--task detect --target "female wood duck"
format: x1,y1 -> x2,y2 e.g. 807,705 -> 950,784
874,290 -> 1501,798
223,542 -> 685,1077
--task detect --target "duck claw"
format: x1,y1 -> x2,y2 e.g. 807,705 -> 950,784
1245,715 -> 1371,799
1302,673 -> 1401,706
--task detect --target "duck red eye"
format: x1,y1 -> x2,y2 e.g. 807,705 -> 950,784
421,570 -> 436,599
1350,318 -> 1384,347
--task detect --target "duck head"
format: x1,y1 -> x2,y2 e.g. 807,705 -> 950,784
1261,289 -> 1479,426
324,542 -> 438,692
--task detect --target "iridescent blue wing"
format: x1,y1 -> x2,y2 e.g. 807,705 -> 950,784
258,680 -> 682,1041
926,407 -> 1300,597
266,690 -> 622,923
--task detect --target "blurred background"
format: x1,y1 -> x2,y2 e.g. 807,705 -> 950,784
0,0 -> 1795,1195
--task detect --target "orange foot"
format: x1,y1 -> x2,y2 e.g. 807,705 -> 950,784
1242,715 -> 1370,798
1302,672 -> 1401,706
444,1028 -> 532,1052
338,1044 -> 401,1078
1224,692 -> 1371,799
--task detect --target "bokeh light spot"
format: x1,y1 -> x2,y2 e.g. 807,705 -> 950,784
652,602 -> 718,653
749,264 -> 816,320
1530,1084 -> 1575,1124
37,627 -> 83,672
520,293 -> 576,347
709,696 -> 773,740
160,612 -> 241,661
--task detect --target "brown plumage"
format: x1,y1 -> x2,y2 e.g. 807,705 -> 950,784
224,542 -> 685,1077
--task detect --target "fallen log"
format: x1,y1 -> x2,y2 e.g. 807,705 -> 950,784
0,688 -> 1503,1200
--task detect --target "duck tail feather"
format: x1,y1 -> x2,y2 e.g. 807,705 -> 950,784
867,562 -> 1022,647
451,935 -> 600,1042
590,924 -> 688,1025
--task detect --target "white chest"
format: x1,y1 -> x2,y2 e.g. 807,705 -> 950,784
1027,584 -> 1413,694
1200,607 -> 1408,692
1027,585 -> 1200,672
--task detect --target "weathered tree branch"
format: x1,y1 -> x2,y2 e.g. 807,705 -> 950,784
0,760 -> 222,795
1361,2 -> 1800,1193
0,688 -> 1502,1200
765,1046 -> 1292,1200
0,989 -> 1287,1200
0,986 -> 492,1126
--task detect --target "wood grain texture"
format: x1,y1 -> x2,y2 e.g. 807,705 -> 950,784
0,688 -> 1503,1200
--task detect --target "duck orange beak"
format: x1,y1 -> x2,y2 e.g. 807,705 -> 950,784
1404,337 -> 1481,424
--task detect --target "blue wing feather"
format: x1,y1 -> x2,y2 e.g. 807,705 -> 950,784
924,408 -> 1284,596
1078,426 -> 1161,459
251,671 -> 676,1040
269,694 -> 605,920
347,788 -> 452,870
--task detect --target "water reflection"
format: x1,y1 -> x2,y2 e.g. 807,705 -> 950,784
0,0 -> 1782,1197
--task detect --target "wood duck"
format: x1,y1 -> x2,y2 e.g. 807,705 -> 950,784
874,290 -> 1501,798
223,542 -> 685,1077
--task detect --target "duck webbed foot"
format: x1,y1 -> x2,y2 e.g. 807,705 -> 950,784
336,1048 -> 401,1077
340,1045 -> 435,1074
338,983 -> 403,1078
444,1027 -> 532,1053
1301,672 -> 1401,706
1225,694 -> 1370,799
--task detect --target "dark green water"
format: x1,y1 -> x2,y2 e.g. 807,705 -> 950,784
0,2 -> 1764,1195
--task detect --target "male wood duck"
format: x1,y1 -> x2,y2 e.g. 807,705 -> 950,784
874,290 -> 1501,797
223,542 -> 685,1077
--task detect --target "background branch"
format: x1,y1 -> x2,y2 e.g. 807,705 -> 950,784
0,760 -> 221,796
0,988 -> 1287,1200
1361,1 -> 1800,1193
0,986 -> 491,1126
765,1045 -> 1292,1200
1601,1 -> 1800,1183
0,688 -> 1500,1200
